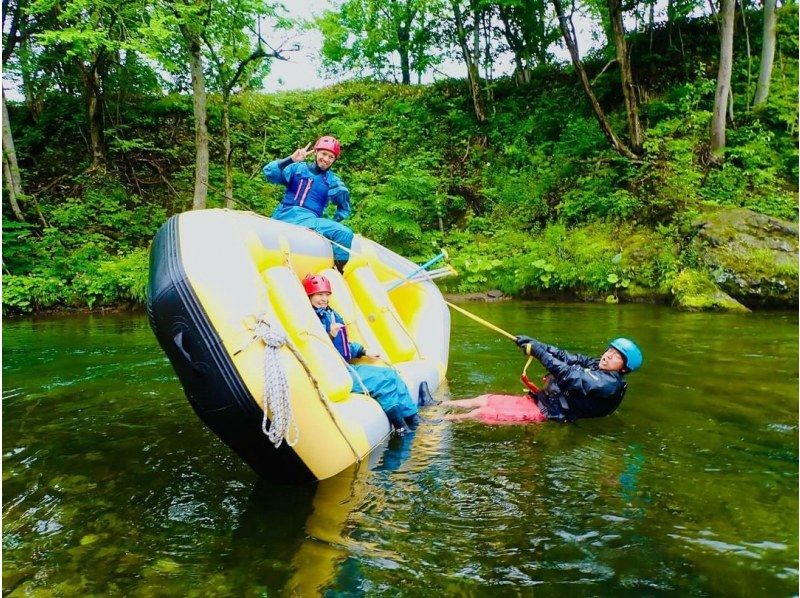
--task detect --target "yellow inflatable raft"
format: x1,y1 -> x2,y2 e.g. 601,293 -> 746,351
147,209 -> 450,482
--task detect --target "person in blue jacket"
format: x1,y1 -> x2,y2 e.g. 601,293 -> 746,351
263,137 -> 353,271
443,337 -> 642,423
303,274 -> 422,434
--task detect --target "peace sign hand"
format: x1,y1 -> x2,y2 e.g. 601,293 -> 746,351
291,143 -> 314,163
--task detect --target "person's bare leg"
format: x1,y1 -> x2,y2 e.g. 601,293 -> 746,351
440,396 -> 491,410
443,408 -> 485,421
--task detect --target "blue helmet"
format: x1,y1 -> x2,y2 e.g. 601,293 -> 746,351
609,338 -> 643,372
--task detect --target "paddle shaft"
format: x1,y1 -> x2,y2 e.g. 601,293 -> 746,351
386,252 -> 447,292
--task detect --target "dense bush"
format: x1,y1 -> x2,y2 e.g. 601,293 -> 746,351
2,180 -> 162,313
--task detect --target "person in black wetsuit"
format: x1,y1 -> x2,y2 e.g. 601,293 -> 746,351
442,337 -> 643,423
514,336 -> 643,422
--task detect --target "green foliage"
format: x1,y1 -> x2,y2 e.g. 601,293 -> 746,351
2,275 -> 65,313
71,248 -> 150,308
2,178 -> 162,313
316,0 -> 441,83
349,153 -> 447,249
5,7 -> 798,313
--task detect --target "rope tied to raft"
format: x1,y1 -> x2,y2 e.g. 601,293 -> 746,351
253,319 -> 299,449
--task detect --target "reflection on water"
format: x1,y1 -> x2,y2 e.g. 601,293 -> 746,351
2,304 -> 797,594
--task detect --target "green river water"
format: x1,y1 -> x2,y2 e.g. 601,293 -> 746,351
2,301 -> 798,596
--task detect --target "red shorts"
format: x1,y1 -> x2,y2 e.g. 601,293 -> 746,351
474,394 -> 547,424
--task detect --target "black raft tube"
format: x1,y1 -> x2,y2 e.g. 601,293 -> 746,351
146,215 -> 315,483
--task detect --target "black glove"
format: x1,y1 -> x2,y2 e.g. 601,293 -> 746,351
515,335 -> 536,347
514,335 -> 537,355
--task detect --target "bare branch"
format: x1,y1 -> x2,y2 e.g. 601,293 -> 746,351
591,58 -> 617,85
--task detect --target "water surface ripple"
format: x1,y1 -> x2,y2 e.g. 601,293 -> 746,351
3,304 -> 797,595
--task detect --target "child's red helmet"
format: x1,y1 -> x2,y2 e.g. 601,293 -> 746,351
302,274 -> 332,296
314,136 -> 341,158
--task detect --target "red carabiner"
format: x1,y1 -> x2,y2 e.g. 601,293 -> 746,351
520,373 -> 540,394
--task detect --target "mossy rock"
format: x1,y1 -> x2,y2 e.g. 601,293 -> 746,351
691,207 -> 798,308
671,269 -> 750,312
619,282 -> 670,303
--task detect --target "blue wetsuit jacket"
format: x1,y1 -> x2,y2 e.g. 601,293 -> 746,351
313,306 -> 364,361
527,341 -> 627,422
312,305 -> 418,418
263,157 -> 350,221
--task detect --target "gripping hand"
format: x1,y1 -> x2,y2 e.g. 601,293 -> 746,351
514,335 -> 537,355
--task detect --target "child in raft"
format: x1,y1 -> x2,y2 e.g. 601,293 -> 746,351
303,274 -> 432,434
443,336 -> 643,424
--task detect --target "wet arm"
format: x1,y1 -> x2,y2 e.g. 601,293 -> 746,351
543,344 -> 597,368
330,182 -> 351,222
531,342 -> 594,393
262,157 -> 297,185
349,341 -> 365,358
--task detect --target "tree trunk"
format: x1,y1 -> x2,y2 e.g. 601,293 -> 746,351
76,54 -> 107,168
607,0 -> 643,152
740,0 -> 753,110
188,41 -> 209,210
2,90 -> 26,221
667,0 -> 674,46
451,0 -> 487,123
3,158 -> 26,222
497,6 -> 530,85
87,78 -> 105,168
551,0 -> 639,160
222,96 -> 234,209
753,0 -> 777,106
397,23 -> 411,84
711,0 -> 735,155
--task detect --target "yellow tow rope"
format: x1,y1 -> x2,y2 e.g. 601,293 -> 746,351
445,300 -> 542,391
444,301 -> 517,341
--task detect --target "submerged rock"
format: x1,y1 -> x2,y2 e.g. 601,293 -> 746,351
690,208 -> 798,308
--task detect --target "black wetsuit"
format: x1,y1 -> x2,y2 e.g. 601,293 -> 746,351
527,341 -> 627,422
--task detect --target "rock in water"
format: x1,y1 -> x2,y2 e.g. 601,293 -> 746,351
691,208 -> 798,308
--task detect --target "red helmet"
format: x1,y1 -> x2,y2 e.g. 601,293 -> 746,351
302,274 -> 332,296
314,136 -> 341,158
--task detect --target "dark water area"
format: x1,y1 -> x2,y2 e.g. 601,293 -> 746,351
3,302 -> 798,595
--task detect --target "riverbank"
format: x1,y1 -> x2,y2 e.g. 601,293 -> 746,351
5,204 -> 798,316
4,9 -> 797,316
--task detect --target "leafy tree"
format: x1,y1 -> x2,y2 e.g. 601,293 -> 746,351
142,0 -> 294,210
607,0 -> 643,152
30,0 -> 150,168
550,0 -> 639,159
495,0 -> 557,83
3,0 -> 55,120
2,92 -> 26,221
139,0 -> 216,209
3,0 -> 28,220
201,1 -> 294,207
175,0 -> 211,209
447,0 -> 491,123
317,0 -> 440,84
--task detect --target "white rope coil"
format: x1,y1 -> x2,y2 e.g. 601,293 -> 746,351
253,319 -> 299,448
